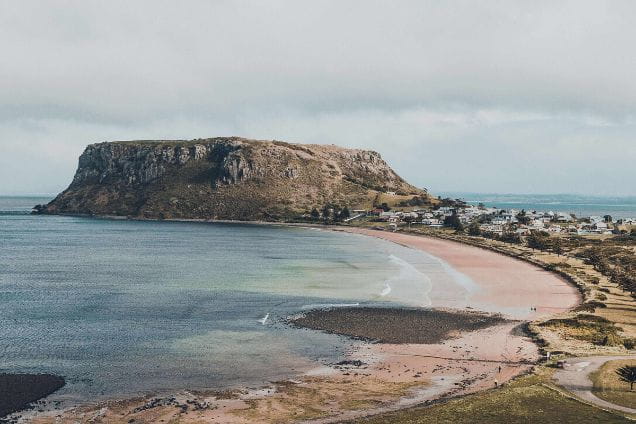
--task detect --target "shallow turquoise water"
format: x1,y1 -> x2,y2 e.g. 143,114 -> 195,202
0,197 -> 470,402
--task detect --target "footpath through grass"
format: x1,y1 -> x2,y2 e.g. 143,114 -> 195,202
591,359 -> 636,410
350,373 -> 631,424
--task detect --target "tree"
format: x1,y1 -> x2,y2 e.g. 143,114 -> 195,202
516,209 -> 531,225
581,247 -> 605,271
616,365 -> 636,390
310,208 -> 320,220
340,206 -> 351,220
402,214 -> 416,229
380,202 -> 391,212
604,215 -> 613,223
321,205 -> 331,221
501,231 -> 522,244
444,212 -> 463,232
332,205 -> 342,220
467,221 -> 481,236
551,237 -> 564,256
527,231 -> 550,251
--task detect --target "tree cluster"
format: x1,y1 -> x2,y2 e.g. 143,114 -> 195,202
309,204 -> 350,222
437,197 -> 467,208
468,222 -> 522,244
526,230 -> 551,250
397,195 -> 430,207
576,245 -> 636,295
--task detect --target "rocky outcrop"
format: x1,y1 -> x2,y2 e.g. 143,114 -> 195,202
38,137 -> 427,220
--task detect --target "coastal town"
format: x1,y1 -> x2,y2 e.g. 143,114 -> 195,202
344,201 -> 636,236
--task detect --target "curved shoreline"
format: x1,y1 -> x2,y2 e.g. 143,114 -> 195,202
15,219 -> 583,423
31,214 -> 584,318
294,227 -> 583,423
339,227 -> 582,320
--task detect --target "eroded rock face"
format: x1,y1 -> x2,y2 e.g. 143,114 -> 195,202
40,137 -> 425,220
71,141 -> 240,187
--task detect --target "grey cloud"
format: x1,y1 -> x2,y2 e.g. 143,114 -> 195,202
0,1 -> 634,195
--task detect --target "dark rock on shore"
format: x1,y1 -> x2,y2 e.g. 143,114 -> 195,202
335,360 -> 365,367
291,307 -> 507,344
0,374 -> 64,418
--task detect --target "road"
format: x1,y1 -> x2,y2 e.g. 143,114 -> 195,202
552,355 -> 636,414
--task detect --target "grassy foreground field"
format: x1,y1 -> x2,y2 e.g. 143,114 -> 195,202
350,372 -> 630,424
591,359 -> 636,409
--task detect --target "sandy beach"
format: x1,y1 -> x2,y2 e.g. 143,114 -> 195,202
13,227 -> 582,423
340,228 -> 582,319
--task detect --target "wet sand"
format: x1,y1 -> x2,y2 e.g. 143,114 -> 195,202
292,307 -> 507,344
0,374 -> 64,418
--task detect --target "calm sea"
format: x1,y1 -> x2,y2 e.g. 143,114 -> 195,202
0,196 -> 477,403
440,193 -> 636,219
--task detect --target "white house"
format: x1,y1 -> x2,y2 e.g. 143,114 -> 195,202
422,218 -> 443,227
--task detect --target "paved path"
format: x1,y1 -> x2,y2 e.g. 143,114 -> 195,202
552,355 -> 636,414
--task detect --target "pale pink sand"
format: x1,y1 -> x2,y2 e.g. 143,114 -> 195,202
301,320 -> 539,423
299,229 -> 582,423
342,228 -> 581,319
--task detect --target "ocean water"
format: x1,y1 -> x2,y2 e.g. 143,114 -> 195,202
440,192 -> 636,219
0,197 -> 474,403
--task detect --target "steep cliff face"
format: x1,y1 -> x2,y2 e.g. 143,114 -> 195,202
39,137 -> 426,220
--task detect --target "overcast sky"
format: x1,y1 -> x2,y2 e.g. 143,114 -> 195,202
1,1 -> 635,196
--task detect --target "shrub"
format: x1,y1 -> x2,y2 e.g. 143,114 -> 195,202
574,300 -> 606,312
467,222 -> 481,236
527,231 -> 550,250
501,231 -> 522,244
602,333 -> 624,347
539,314 -> 622,345
624,338 -> 636,350
596,293 -> 608,301
443,213 -> 463,231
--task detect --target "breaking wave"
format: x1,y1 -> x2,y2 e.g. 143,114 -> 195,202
380,254 -> 432,307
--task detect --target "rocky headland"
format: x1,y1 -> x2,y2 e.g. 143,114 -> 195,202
35,137 -> 427,220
